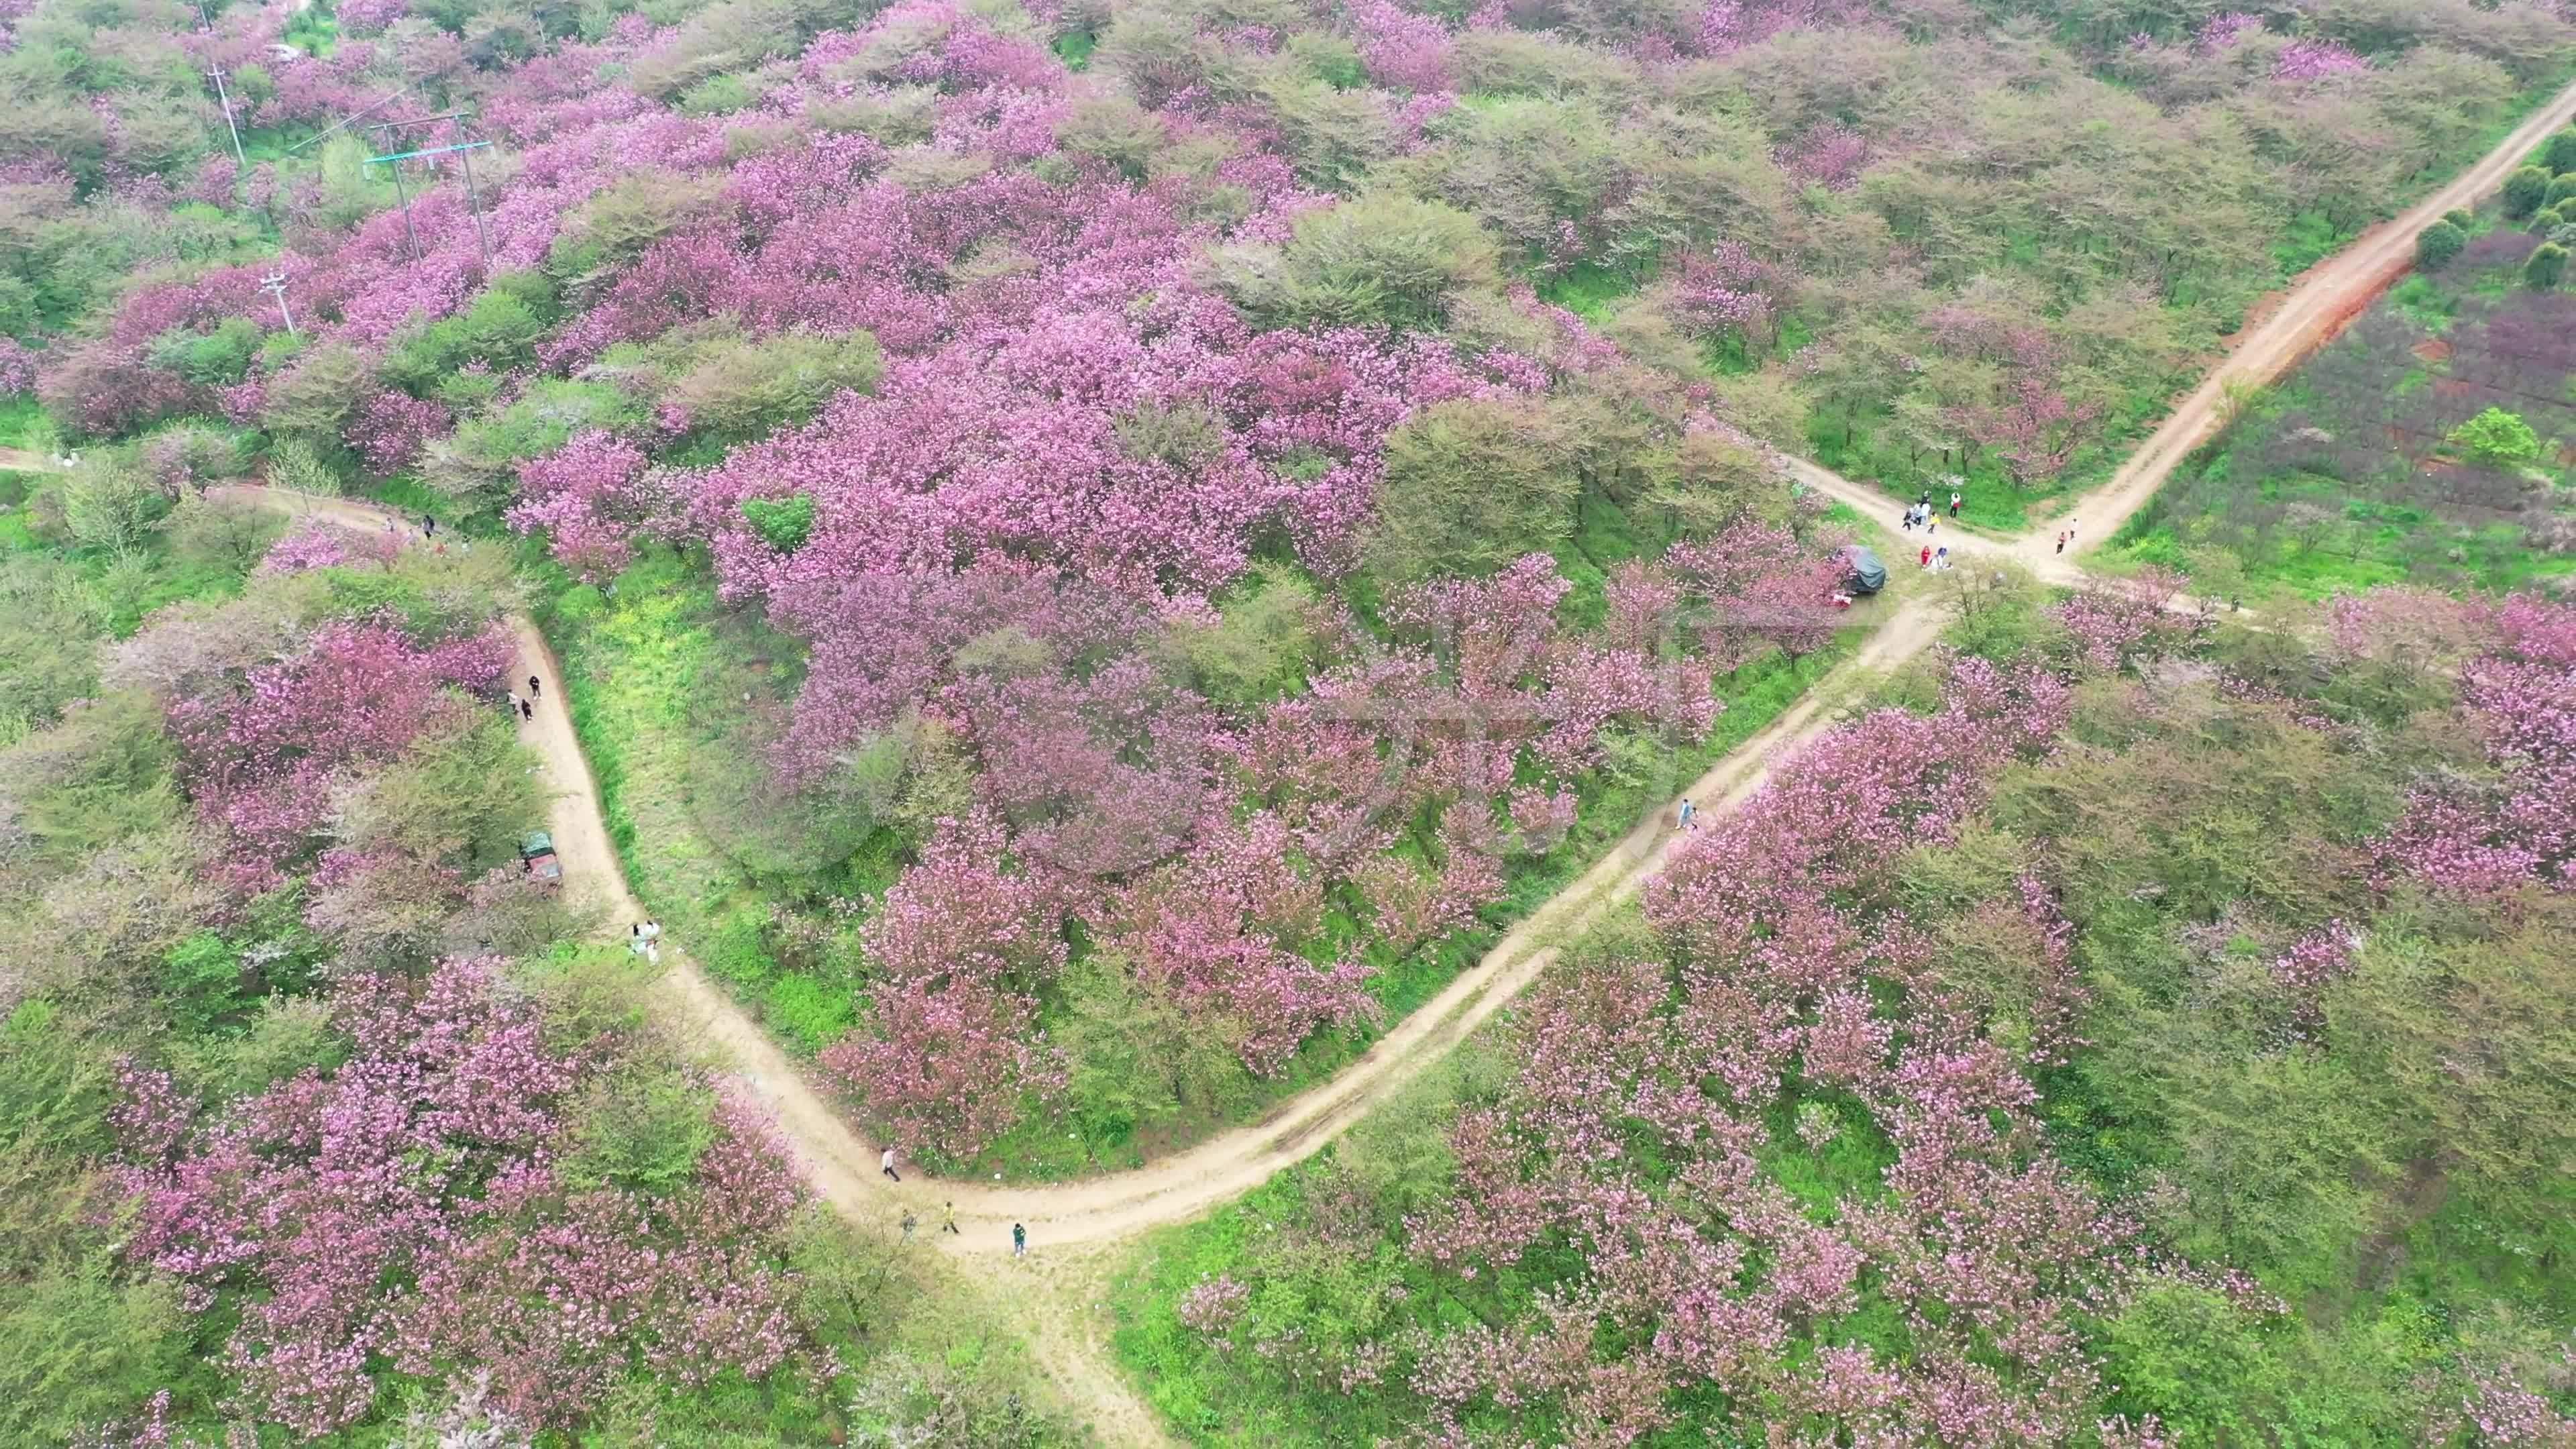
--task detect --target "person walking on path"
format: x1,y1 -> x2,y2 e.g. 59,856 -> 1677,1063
1012,1222 -> 1027,1258
901,1210 -> 917,1242
1676,798 -> 1696,832
881,1146 -> 901,1182
1899,508 -> 1913,533
1921,544 -> 1933,569
631,924 -> 651,959
527,674 -> 540,699
2055,532 -> 2067,555
421,515 -> 436,539
641,920 -> 661,965
941,1201 -> 960,1235
1949,491 -> 1961,519
517,697 -> 533,721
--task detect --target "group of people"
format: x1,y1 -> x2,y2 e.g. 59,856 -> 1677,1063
1900,488 -> 1962,534
509,672 -> 541,721
629,918 -> 663,964
1920,543 -> 1952,572
885,1150 -> 1029,1256
897,1198 -> 965,1238
2055,519 -> 2081,554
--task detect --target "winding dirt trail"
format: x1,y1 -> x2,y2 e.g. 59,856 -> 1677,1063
199,83 -> 2576,1439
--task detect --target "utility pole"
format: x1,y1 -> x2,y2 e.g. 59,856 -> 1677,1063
208,66 -> 248,170
260,271 -> 297,339
455,140 -> 490,268
363,114 -> 494,273
363,113 -> 466,268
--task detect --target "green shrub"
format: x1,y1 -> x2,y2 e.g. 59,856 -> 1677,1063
2446,407 -> 2544,467
1362,396 -> 1578,581
741,493 -> 816,553
2412,219 -> 2465,270
2524,241 -> 2567,290
2502,165 -> 2551,219
764,973 -> 855,1054
2545,127 -> 2576,175
706,910 -> 778,989
667,329 -> 881,440
1201,193 -> 1499,333
678,71 -> 757,114
145,317 -> 262,386
561,1066 -> 720,1195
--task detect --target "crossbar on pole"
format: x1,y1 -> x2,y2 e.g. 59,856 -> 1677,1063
364,140 -> 494,166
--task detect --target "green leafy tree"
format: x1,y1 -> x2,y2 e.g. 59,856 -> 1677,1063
1053,95 -> 1167,181
1202,193 -> 1499,332
560,1066 -> 720,1195
53,459 -> 168,556
1647,430 -> 1791,534
1057,955 -> 1258,1144
678,71 -> 757,115
2447,407 -> 2544,467
2413,219 -> 2465,269
0,555 -> 107,728
2329,898 -> 2576,1232
2098,1282 -> 2289,1444
1157,564 -> 1322,705
375,273 -> 558,397
2502,166 -> 2551,220
2546,128 -> 2576,174
1362,396 -> 1579,581
146,317 -> 262,386
2548,174 -> 2576,212
331,712 -> 543,871
2525,241 -> 2568,290
665,329 -> 881,439
258,342 -> 373,449
0,1265 -> 189,1444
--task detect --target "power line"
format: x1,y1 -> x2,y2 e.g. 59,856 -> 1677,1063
362,115 -> 494,271
285,87 -> 415,156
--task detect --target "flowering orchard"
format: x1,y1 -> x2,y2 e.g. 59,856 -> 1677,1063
1126,590 -> 2576,1444
16,0 -> 2571,1175
111,959 -> 814,1438
794,534 -> 1842,1159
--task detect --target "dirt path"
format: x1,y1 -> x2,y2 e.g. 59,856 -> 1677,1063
2027,78 -> 2576,571
217,486 -> 1935,1252
196,91 -> 2576,1438
1789,74 -> 2576,579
